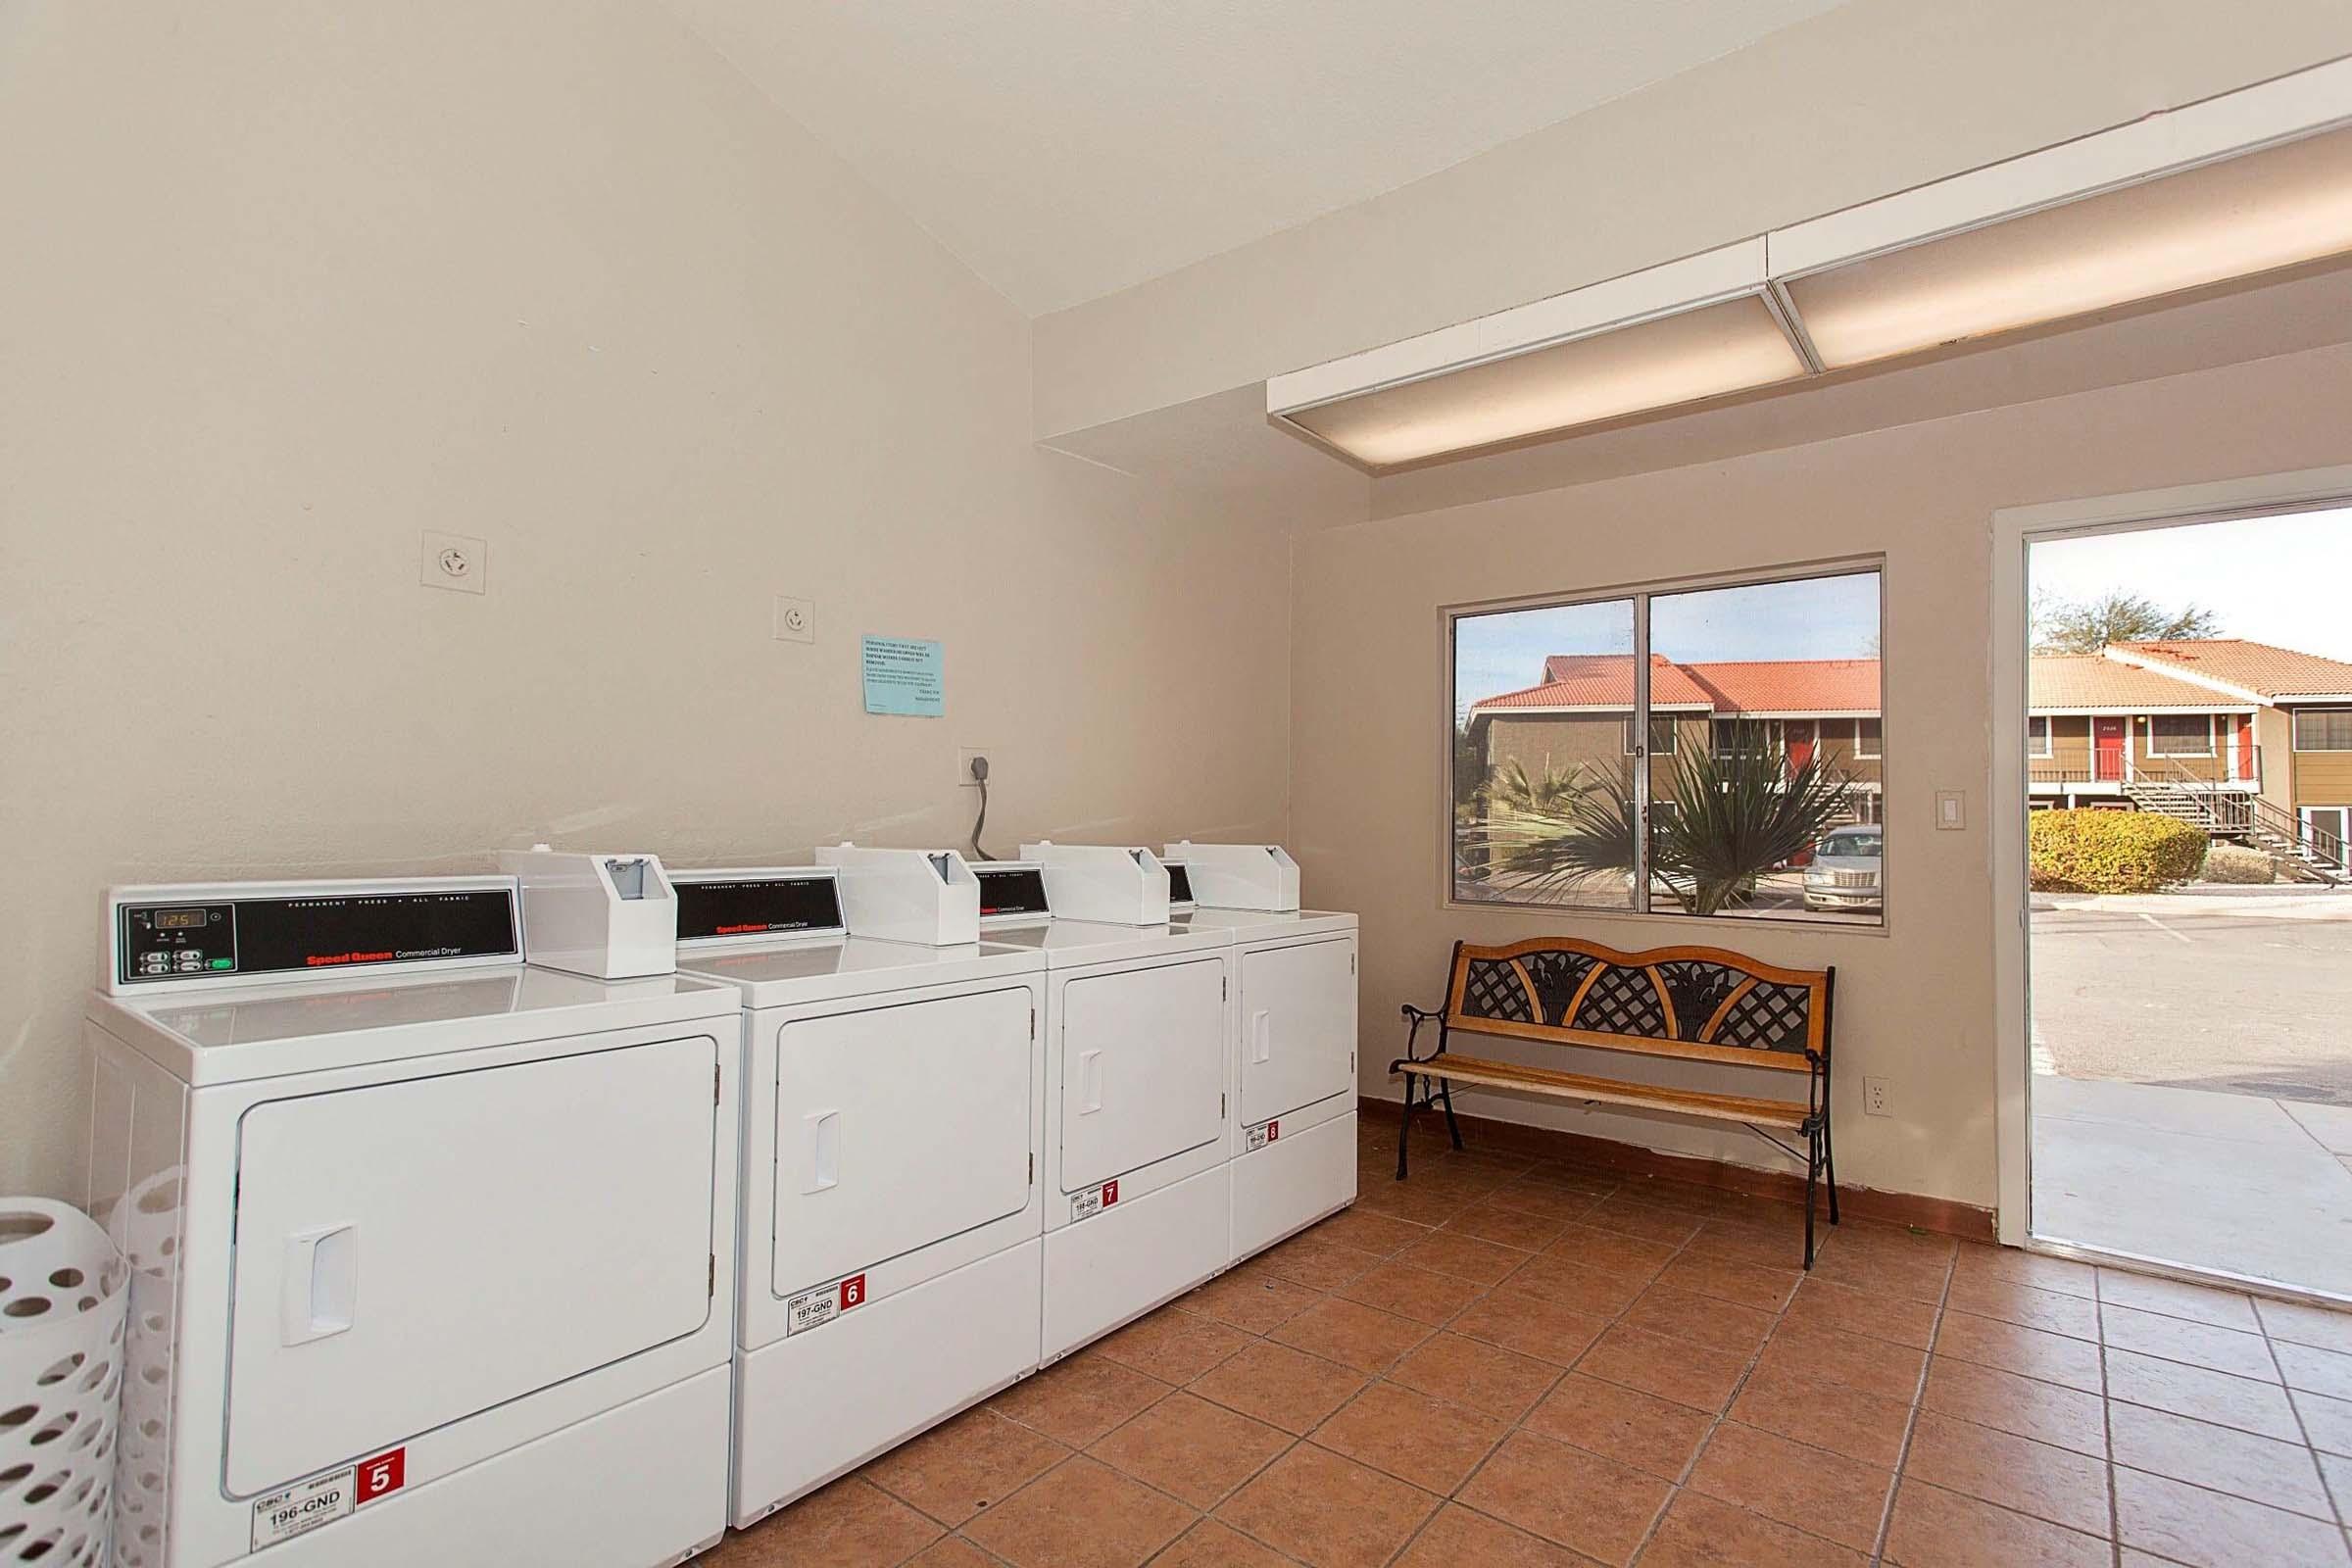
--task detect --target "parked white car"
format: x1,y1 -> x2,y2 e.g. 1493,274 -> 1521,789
1804,825 -> 1884,911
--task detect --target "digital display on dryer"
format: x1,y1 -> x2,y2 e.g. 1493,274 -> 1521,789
674,876 -> 844,940
974,866 -> 1051,918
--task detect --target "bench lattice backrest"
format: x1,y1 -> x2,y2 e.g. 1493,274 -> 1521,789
1444,937 -> 1832,1072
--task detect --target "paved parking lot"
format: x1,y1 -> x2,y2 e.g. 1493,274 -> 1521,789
2033,889 -> 2352,1293
2034,889 -> 2352,1102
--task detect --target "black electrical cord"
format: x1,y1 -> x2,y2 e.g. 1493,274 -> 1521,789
968,758 -> 996,860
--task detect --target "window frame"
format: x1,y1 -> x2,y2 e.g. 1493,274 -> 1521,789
1623,714 -> 1679,756
2147,712 -> 2216,758
1853,716 -> 1883,760
2294,709 -> 2352,752
2026,715 -> 2053,759
1446,560 -> 1886,927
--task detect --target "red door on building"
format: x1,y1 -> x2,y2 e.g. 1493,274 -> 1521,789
1786,719 -> 1817,772
2236,715 -> 2256,781
2094,716 -> 2128,781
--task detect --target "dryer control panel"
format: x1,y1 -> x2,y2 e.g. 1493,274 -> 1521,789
673,869 -> 845,945
112,885 -> 520,991
974,863 -> 1052,923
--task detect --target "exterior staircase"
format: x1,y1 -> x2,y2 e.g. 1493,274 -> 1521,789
2122,777 -> 2350,886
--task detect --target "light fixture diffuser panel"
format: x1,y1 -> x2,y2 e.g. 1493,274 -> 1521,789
1283,293 -> 1807,467
1789,122 -> 2352,369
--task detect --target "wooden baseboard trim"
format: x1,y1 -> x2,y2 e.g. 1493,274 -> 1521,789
1361,1094 -> 1994,1245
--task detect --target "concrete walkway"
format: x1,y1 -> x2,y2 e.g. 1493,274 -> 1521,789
2033,1070 -> 2352,1298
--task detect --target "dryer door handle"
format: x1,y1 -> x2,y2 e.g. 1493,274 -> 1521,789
1250,1009 -> 1273,1063
280,1223 -> 356,1347
1078,1050 -> 1104,1114
803,1109 -> 842,1194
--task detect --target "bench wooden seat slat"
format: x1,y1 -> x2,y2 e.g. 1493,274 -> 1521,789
1392,934 -> 1839,1268
1414,1053 -> 1811,1129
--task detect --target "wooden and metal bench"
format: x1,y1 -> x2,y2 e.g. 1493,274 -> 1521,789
1392,937 -> 1839,1266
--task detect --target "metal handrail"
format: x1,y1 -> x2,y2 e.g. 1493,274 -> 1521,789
2147,757 -> 2346,869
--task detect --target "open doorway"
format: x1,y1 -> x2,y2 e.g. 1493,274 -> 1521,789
2005,486 -> 2352,1298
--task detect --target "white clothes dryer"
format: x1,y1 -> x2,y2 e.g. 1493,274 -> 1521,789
667,856 -> 1047,1526
83,871 -> 741,1568
983,847 -> 1233,1362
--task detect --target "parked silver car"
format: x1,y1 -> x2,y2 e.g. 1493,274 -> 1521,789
1803,825 -> 1883,912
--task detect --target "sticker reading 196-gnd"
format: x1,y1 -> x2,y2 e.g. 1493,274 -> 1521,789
1069,1178 -> 1120,1222
1245,1118 -> 1282,1152
786,1272 -> 868,1336
251,1468 -> 352,1550
250,1445 -> 405,1550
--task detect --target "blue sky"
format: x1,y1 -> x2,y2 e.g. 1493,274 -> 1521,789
1454,571 -> 1881,714
2031,505 -> 2352,662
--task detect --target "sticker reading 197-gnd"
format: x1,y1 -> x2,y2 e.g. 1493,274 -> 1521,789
785,1272 -> 868,1336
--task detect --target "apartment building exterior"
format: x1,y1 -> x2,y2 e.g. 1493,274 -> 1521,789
1465,638 -> 2352,860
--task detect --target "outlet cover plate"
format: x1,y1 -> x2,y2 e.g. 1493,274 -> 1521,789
421,530 -> 487,594
772,595 -> 814,644
957,747 -> 991,789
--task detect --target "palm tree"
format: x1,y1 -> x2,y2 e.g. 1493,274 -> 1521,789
1464,722 -> 1853,914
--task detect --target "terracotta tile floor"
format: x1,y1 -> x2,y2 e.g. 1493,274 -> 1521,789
698,1120 -> 2352,1567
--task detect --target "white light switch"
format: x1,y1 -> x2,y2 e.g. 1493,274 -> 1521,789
1936,790 -> 1966,830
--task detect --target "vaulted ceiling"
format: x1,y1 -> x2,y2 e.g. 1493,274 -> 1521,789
665,0 -> 1851,315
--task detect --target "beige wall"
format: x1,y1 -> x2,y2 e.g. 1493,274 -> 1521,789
1294,342 -> 2352,1210
1034,0 -> 2352,438
0,5 -> 1293,1197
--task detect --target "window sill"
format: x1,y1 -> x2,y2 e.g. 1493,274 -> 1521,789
1440,895 -> 1887,937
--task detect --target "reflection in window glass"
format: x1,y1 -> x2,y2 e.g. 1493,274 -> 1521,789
1452,599 -> 1636,909
1450,569 -> 1883,924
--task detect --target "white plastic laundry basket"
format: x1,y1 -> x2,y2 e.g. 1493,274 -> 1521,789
0,1200 -> 128,1567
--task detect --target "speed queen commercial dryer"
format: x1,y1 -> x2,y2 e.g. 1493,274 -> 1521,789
1165,843 -> 1359,1261
82,860 -> 741,1568
668,849 -> 1048,1525
984,844 -> 1234,1361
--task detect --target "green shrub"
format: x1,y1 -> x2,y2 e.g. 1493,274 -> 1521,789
2201,844 -> 2277,884
2030,809 -> 2208,894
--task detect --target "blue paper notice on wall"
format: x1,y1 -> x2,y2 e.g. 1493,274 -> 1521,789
860,635 -> 945,717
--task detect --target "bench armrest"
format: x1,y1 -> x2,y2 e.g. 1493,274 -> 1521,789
1397,1002 -> 1446,1064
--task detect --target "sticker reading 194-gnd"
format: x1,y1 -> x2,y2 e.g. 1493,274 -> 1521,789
1069,1178 -> 1120,1222
786,1272 -> 868,1336
1245,1118 -> 1282,1152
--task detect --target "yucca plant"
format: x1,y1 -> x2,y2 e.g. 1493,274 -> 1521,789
1478,758 -> 1590,816
1462,721 -> 1853,914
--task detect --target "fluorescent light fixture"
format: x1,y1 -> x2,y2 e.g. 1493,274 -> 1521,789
1786,122 -> 2352,368
1281,295 -> 1806,466
1264,58 -> 2352,470
1267,241 -> 1807,469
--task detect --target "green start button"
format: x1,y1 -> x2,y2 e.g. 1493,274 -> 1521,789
210,958 -> 233,970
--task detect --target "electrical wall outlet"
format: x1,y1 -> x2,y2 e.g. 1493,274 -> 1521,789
1935,790 -> 1966,830
957,748 -> 991,788
420,530 -> 487,594
1864,1077 -> 1891,1117
772,595 -> 814,644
